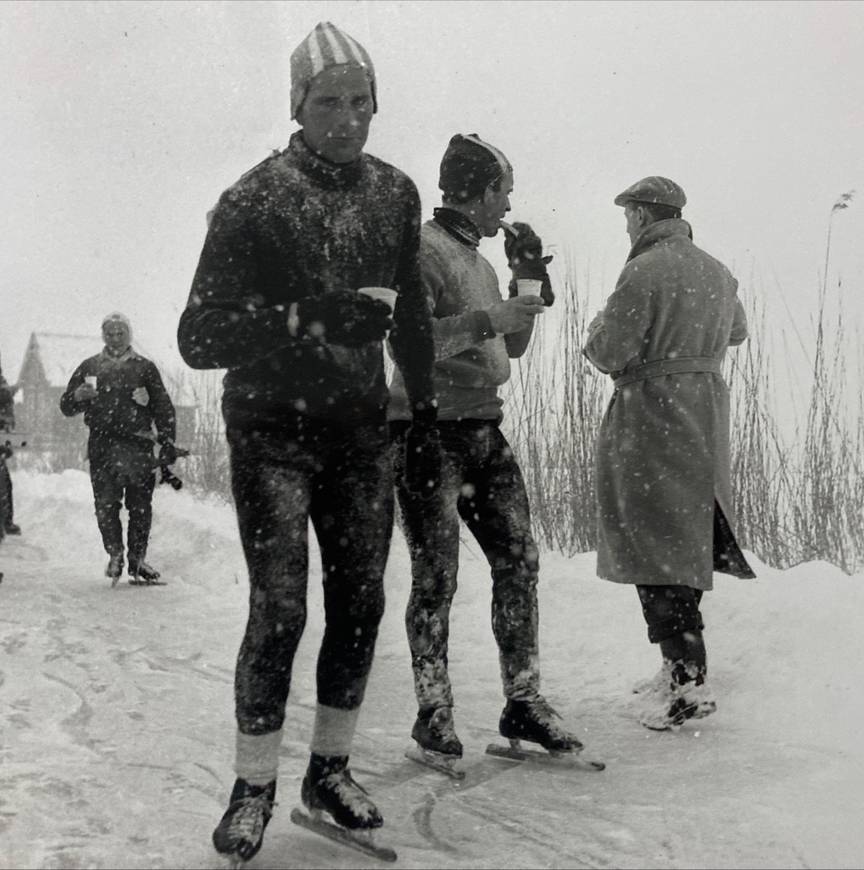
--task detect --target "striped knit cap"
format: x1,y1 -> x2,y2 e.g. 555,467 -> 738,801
438,134 -> 512,203
290,22 -> 377,120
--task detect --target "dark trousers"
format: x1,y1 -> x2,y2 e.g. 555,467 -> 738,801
227,419 -> 393,736
393,420 -> 540,710
90,458 -> 156,563
0,458 -> 12,533
637,585 -> 707,679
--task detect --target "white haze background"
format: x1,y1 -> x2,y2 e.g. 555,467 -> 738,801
1,0 -> 863,385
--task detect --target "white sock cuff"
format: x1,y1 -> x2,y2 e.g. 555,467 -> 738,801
234,729 -> 282,785
309,704 -> 360,757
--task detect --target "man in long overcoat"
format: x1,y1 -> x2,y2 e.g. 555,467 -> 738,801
584,176 -> 755,731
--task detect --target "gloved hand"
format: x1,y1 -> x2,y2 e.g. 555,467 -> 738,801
158,440 -> 180,466
504,222 -> 555,306
403,416 -> 441,500
296,291 -> 393,347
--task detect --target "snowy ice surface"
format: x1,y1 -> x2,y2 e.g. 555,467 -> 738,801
1,469 -> 862,869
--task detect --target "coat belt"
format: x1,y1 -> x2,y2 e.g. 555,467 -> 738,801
612,356 -> 722,388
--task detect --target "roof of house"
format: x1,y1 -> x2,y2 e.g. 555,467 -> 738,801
20,333 -> 103,388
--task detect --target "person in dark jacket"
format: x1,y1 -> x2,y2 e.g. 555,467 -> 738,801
583,176 -> 755,732
60,313 -> 177,585
0,369 -> 21,538
178,22 -> 439,864
389,134 -> 592,773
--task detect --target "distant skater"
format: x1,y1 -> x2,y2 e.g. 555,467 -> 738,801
59,313 -> 178,586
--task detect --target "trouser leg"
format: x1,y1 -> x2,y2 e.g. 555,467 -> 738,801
90,464 -> 124,557
125,473 -> 156,565
228,430 -> 313,737
461,426 -> 540,701
311,423 -> 392,712
0,460 -> 13,527
636,585 -> 707,684
395,431 -> 462,712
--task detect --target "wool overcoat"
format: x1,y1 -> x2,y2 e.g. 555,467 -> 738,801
583,219 -> 755,590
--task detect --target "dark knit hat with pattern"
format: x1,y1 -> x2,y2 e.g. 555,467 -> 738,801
438,134 -> 512,203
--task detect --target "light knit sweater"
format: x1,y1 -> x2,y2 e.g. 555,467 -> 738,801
389,220 -> 510,422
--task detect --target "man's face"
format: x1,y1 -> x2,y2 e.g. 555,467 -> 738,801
474,170 -> 513,237
297,65 -> 374,164
102,321 -> 130,355
625,203 -> 646,244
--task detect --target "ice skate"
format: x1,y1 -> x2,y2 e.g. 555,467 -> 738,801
405,706 -> 465,779
212,778 -> 276,867
105,553 -> 124,588
487,696 -> 605,771
128,560 -> 166,586
640,678 -> 717,731
4,522 -> 21,535
293,762 -> 395,861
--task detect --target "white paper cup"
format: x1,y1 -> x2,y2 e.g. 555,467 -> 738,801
84,375 -> 97,388
358,286 -> 398,313
516,278 -> 543,297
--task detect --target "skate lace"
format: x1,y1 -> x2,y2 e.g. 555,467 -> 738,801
325,770 -> 377,824
527,697 -> 570,737
226,793 -> 274,845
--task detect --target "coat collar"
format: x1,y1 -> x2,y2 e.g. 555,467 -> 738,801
287,130 -> 365,189
627,218 -> 693,262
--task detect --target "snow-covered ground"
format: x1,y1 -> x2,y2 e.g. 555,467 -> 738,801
1,468 -> 862,869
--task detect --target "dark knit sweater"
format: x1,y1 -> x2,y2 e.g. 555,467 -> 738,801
59,348 -> 176,445
178,131 -> 435,429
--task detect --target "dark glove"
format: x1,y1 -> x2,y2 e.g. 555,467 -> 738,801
158,440 -> 180,465
403,418 -> 441,500
297,291 -> 393,347
504,222 -> 555,306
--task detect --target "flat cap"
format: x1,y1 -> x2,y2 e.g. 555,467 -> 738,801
614,176 -> 686,209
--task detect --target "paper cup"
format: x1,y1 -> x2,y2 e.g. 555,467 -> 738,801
358,286 -> 398,313
516,278 -> 543,297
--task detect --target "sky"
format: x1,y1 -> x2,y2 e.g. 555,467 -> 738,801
1,0 -> 863,384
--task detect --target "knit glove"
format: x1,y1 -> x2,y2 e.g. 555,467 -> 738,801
158,440 -> 180,466
504,222 -> 555,307
296,291 -> 393,347
403,410 -> 441,500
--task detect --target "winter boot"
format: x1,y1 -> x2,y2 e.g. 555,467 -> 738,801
639,662 -> 717,730
411,706 -> 463,758
301,754 -> 383,830
631,660 -> 674,695
105,553 -> 124,584
212,777 -> 277,863
499,696 -> 584,753
128,560 -> 161,585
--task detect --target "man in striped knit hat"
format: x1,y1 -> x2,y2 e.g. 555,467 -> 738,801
179,22 -> 438,863
389,134 -> 591,775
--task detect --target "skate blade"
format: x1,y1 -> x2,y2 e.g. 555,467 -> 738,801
128,577 -> 167,586
405,745 -> 466,780
109,575 -> 120,588
485,741 -> 605,771
289,807 -> 397,863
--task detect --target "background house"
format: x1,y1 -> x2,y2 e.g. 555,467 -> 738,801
14,332 -> 195,468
